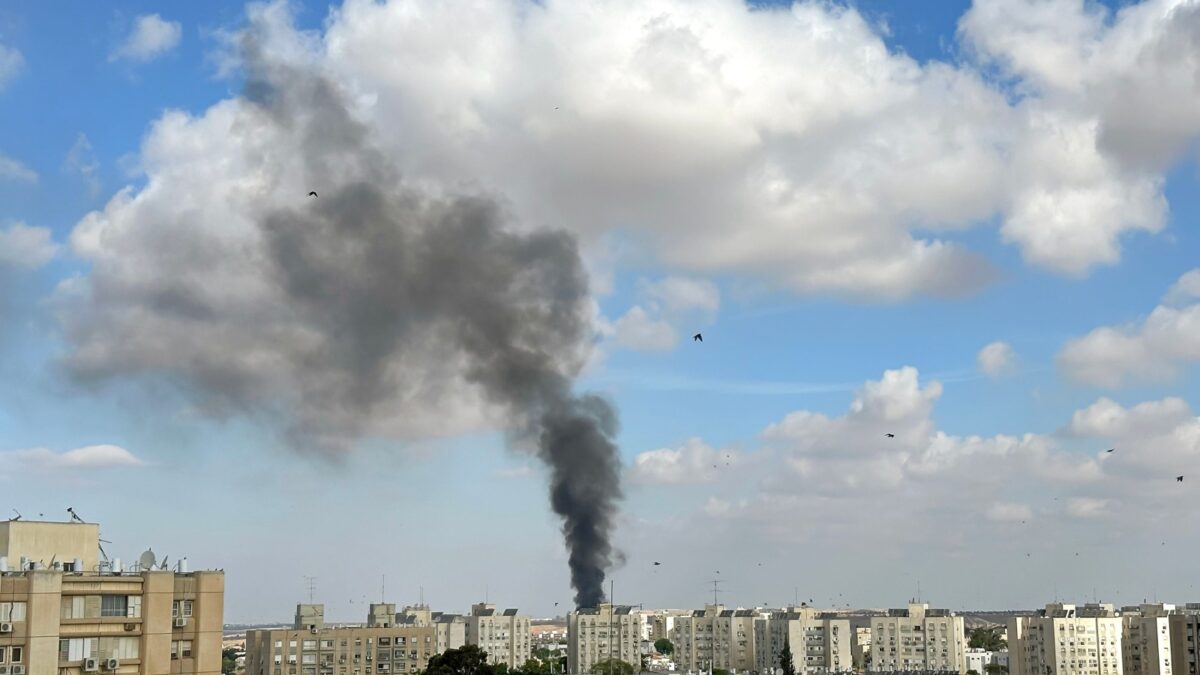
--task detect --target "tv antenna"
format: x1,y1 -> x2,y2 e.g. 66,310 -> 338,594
304,576 -> 318,603
67,507 -> 85,523
709,578 -> 726,606
9,509 -> 20,521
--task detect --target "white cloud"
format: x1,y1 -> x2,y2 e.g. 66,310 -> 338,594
610,276 -> 719,352
4,444 -> 143,470
1164,269 -> 1200,306
986,502 -> 1032,522
977,340 -> 1017,377
629,438 -> 740,485
0,152 -> 37,183
1058,270 -> 1200,387
0,42 -> 22,91
63,133 -> 101,196
112,14 -> 182,63
495,465 -> 534,479
0,222 -> 58,270
612,305 -> 676,351
1066,497 -> 1109,519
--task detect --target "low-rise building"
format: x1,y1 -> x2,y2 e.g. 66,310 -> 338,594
869,603 -> 967,673
0,518 -> 224,675
245,605 -> 438,675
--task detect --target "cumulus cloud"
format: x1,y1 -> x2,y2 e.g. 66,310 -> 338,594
1058,270 -> 1200,387
0,152 -> 37,183
0,42 -> 22,91
111,14 -> 182,63
977,340 -> 1017,377
611,276 -> 719,351
629,438 -> 740,485
0,222 -> 58,270
629,368 -> 1198,581
3,444 -> 143,470
63,134 -> 101,196
1164,269 -> 1200,306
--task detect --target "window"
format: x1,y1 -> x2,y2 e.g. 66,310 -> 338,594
182,600 -> 194,617
182,641 -> 194,658
172,641 -> 180,660
101,595 -> 129,617
304,641 -> 318,650
0,646 -> 6,663
0,602 -> 26,622
9,648 -> 20,664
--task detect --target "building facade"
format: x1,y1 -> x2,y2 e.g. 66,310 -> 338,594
0,519 -> 224,675
465,603 -> 531,669
245,605 -> 439,675
753,608 -> 851,675
568,605 -> 640,675
672,606 -> 761,674
1122,605 -> 1174,675
1168,606 -> 1200,675
1008,604 -> 1125,675
870,603 -> 967,673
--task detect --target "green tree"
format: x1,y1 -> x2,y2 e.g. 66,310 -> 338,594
222,648 -> 239,675
713,669 -> 729,675
426,645 -> 496,675
969,628 -> 1007,651
779,639 -> 796,675
653,639 -> 674,656
984,664 -> 1009,675
591,658 -> 634,675
968,670 -> 980,675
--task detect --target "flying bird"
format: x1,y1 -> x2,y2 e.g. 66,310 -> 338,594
884,433 -> 895,438
308,191 -> 318,197
653,562 -> 661,566
1178,476 -> 1185,482
1106,448 -> 1115,453
693,333 -> 703,342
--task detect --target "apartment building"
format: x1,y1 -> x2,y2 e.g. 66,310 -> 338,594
1008,604 -> 1125,675
0,518 -> 224,675
966,649 -> 1008,674
568,605 -> 640,674
1122,605 -> 1174,675
466,603 -> 531,670
672,606 -> 760,674
869,603 -> 967,673
245,605 -> 438,675
853,627 -> 872,671
1168,605 -> 1200,675
753,607 -> 851,675
397,605 -> 467,655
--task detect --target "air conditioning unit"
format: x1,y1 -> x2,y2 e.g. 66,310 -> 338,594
311,627 -> 320,634
124,623 -> 136,632
174,617 -> 188,627
83,658 -> 100,672
0,622 -> 11,633
104,658 -> 120,670
8,667 -> 23,675
0,664 -> 10,674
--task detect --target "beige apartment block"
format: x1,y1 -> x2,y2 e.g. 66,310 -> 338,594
753,607 -> 851,675
465,604 -> 531,670
852,627 -> 872,672
672,606 -> 764,674
1168,605 -> 1200,675
870,603 -> 967,673
398,605 -> 466,655
1008,604 -> 1125,675
0,519 -> 224,675
568,605 -> 640,675
245,605 -> 438,675
1122,605 -> 1174,675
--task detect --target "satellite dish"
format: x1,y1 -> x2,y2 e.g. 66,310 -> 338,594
139,549 -> 157,570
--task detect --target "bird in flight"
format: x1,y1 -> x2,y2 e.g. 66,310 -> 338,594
1106,448 -> 1115,453
653,562 -> 661,566
693,333 -> 703,342
308,191 -> 318,197
1178,475 -> 1185,482
884,433 -> 895,438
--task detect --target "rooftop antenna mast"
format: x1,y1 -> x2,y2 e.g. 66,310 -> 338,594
709,578 -> 726,606
381,575 -> 386,603
304,576 -> 317,603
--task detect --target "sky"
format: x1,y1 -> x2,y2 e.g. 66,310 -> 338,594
1,0 -> 1199,624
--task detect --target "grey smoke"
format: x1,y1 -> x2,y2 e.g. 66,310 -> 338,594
64,26 -> 620,608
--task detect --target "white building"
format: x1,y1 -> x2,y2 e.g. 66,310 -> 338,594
569,604 -> 640,674
1009,604 -> 1124,675
754,607 -> 851,675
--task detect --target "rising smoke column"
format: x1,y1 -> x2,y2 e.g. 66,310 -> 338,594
64,23 -> 620,608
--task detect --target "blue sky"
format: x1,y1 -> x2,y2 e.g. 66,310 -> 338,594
2,0 -> 1199,622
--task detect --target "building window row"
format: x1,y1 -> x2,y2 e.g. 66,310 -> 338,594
60,595 -> 142,619
0,646 -> 24,664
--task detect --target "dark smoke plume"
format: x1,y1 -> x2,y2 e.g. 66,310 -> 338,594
245,35 -> 620,608
66,26 -> 620,608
